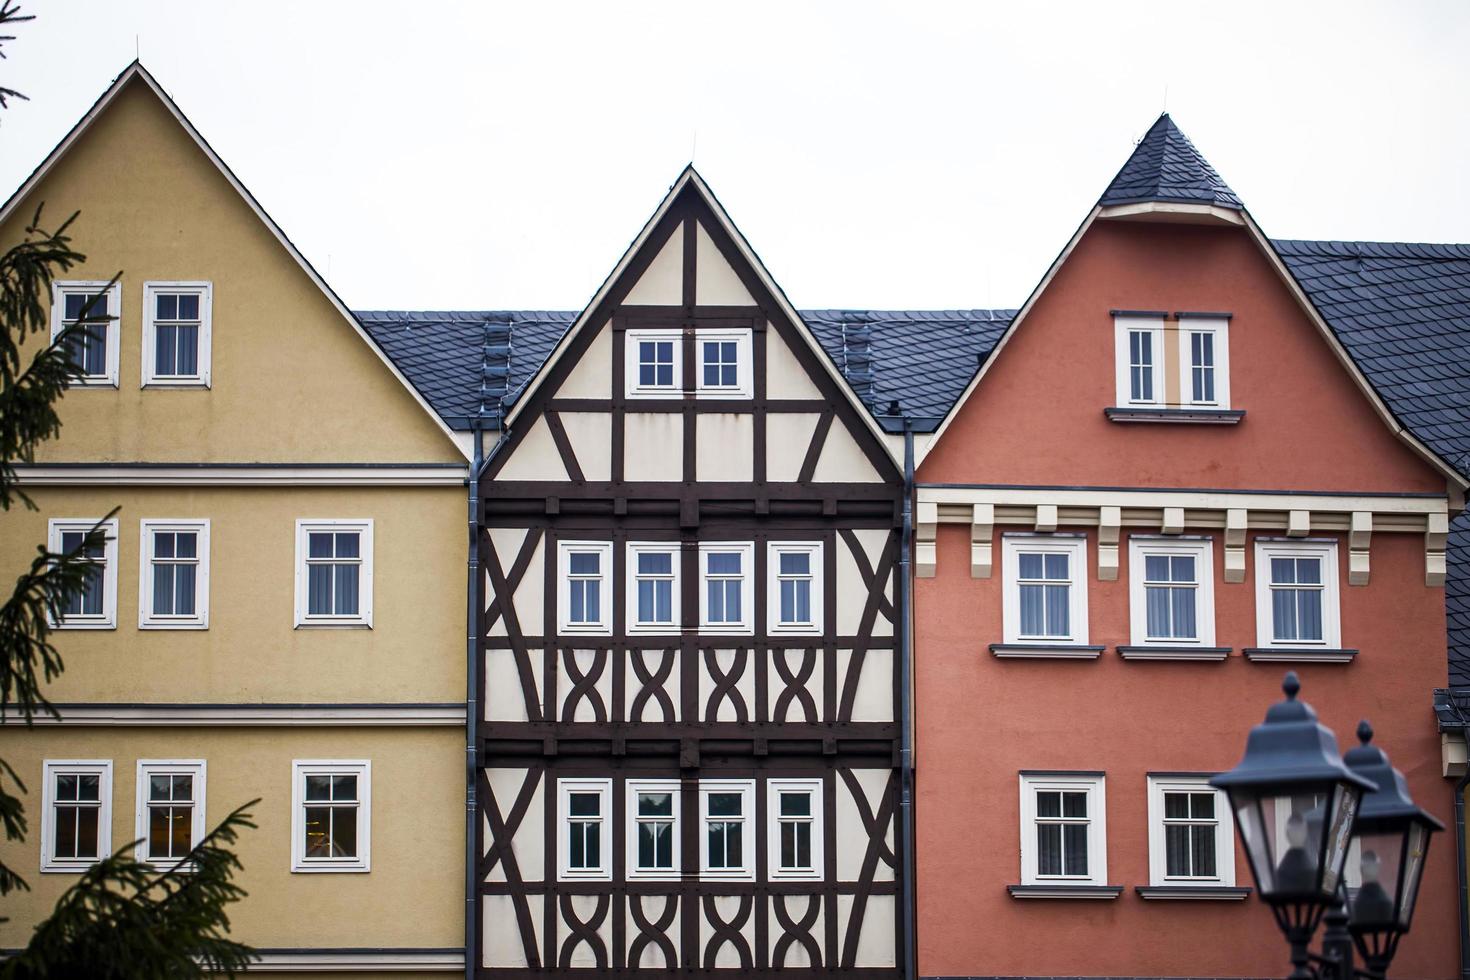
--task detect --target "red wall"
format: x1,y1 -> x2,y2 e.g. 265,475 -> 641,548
913,219 -> 1456,979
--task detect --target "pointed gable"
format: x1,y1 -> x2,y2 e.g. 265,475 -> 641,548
1098,113 -> 1242,210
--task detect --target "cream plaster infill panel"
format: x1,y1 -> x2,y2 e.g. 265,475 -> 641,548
482,768 -> 544,882
838,647 -> 893,723
623,225 -> 684,306
695,413 -> 754,482
624,413 -> 684,481
836,767 -> 895,882
838,893 -> 897,968
839,528 -> 893,637
765,328 -> 825,401
485,527 -> 545,637
484,648 -> 534,722
496,418 -> 571,483
555,320 -> 612,399
811,422 -> 882,484
695,221 -> 756,306
560,412 -> 613,481
766,413 -> 821,483
483,895 -> 546,968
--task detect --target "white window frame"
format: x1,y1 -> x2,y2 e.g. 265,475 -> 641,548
1018,773 -> 1107,886
135,759 -> 207,870
558,778 -> 612,881
40,759 -> 113,873
291,759 -> 370,873
138,519 -> 210,630
1177,317 -> 1231,409
1001,534 -> 1089,644
625,328 -> 683,399
699,779 -> 756,881
1253,539 -> 1341,648
625,778 -> 681,880
48,518 -> 119,630
767,541 -> 823,636
294,519 -> 374,628
767,777 -> 823,881
1146,775 -> 1235,887
626,542 -> 680,635
699,542 -> 754,636
1113,315 -> 1164,407
51,280 -> 121,388
558,541 -> 614,635
694,327 -> 753,399
141,281 -> 213,388
1127,536 -> 1215,646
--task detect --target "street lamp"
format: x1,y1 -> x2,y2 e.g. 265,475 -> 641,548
1342,720 -> 1443,977
1211,673 -> 1376,979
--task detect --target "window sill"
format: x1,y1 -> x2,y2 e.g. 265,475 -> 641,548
1007,884 -> 1122,899
1117,645 -> 1231,662
1104,407 -> 1245,425
1243,647 -> 1357,664
990,643 -> 1104,660
1135,885 -> 1251,900
141,380 -> 211,390
293,621 -> 373,631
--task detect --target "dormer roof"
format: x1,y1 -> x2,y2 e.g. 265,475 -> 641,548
1098,113 -> 1243,210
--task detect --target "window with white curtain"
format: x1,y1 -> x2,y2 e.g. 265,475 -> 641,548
1178,317 -> 1231,408
51,281 -> 121,387
1127,537 -> 1215,646
558,541 -> 613,635
767,541 -> 822,635
699,542 -> 753,635
627,542 -> 679,634
294,520 -> 373,627
48,518 -> 118,629
1018,773 -> 1107,885
139,520 -> 209,629
1001,535 -> 1089,644
142,282 -> 212,386
1254,539 -> 1341,648
1146,775 -> 1235,886
1113,315 -> 1163,406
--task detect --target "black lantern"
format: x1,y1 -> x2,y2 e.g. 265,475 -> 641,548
1341,720 -> 1443,974
1212,673 -> 1376,962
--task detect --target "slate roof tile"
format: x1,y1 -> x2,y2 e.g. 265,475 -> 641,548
1098,114 -> 1243,210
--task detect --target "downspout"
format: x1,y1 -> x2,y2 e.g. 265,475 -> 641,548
899,422 -> 917,980
465,418 -> 481,980
1458,761 -> 1469,980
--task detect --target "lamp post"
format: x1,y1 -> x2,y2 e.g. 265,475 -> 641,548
1212,673 -> 1443,980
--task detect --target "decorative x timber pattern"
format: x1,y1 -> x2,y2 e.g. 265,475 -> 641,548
560,647 -> 610,723
701,894 -> 755,970
770,647 -> 819,723
836,529 -> 898,723
703,647 -> 750,722
478,766 -> 544,970
771,894 -> 823,968
558,894 -> 611,968
838,767 -> 899,970
627,647 -> 678,723
484,528 -> 546,723
627,895 -> 679,969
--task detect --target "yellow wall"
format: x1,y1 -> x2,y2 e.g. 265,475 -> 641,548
0,76 -> 461,465
0,485 -> 464,702
0,726 -> 463,949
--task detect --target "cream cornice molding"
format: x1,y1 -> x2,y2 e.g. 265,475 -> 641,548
12,464 -> 467,487
3,703 -> 467,726
245,948 -> 464,972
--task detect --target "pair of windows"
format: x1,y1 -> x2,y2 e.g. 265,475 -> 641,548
40,759 -> 370,874
1018,773 -> 1235,888
557,540 -> 822,636
558,777 -> 821,882
47,518 -> 373,631
1113,315 -> 1230,409
625,328 -> 752,399
1001,534 -> 1341,649
52,280 -> 213,388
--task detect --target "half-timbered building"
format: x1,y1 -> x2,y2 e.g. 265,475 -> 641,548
466,170 -> 906,978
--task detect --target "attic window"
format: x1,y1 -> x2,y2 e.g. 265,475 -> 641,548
1109,312 -> 1238,422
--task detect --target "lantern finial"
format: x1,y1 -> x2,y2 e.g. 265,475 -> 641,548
1357,720 -> 1373,746
1282,671 -> 1300,701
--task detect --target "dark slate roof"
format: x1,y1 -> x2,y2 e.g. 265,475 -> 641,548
1098,113 -> 1243,210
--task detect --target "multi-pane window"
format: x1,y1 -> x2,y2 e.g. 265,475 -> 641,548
702,339 -> 738,388
639,339 -> 676,388
1190,332 -> 1215,403
48,519 -> 118,629
559,541 -> 612,634
693,328 -> 752,398
139,520 -> 209,629
1129,329 -> 1156,403
41,760 -> 112,872
1002,536 -> 1089,645
136,761 -> 205,868
768,542 -> 822,634
51,281 -> 120,386
700,780 -> 754,879
1019,774 -> 1107,885
1177,317 -> 1231,408
1146,776 -> 1234,887
625,330 -> 681,396
558,779 -> 611,880
1019,553 -> 1070,638
295,520 -> 373,627
143,282 -> 212,386
1128,538 -> 1215,646
626,779 -> 679,879
292,760 -> 370,872
700,542 -> 753,634
1254,540 -> 1340,648
768,779 -> 822,880
627,543 -> 679,633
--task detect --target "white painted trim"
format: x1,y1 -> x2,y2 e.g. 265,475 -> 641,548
47,517 -> 119,629
1018,772 -> 1107,886
625,778 -> 681,880
50,280 -> 121,388
1178,317 -> 1231,409
699,541 -> 755,636
294,519 -> 373,628
1001,535 -> 1089,645
624,328 -> 683,399
4,703 -> 466,726
1113,316 -> 1164,407
1145,775 -> 1234,887
917,484 -> 1450,517
290,759 -> 370,873
625,542 -> 680,635
141,281 -> 212,387
1127,536 -> 1215,646
1253,539 -> 1341,649
138,518 -> 210,630
40,759 -> 113,873
13,464 -> 467,486
699,778 -> 756,881
767,777 -> 823,881
558,541 -> 614,635
766,541 -> 823,636
1096,201 -> 1246,225
0,64 -> 469,459
557,777 -> 612,882
245,949 -> 465,971
694,327 -> 754,399
135,759 -> 207,869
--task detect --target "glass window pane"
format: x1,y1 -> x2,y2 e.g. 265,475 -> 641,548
638,823 -> 657,868
1165,824 -> 1190,876
708,793 -> 742,817
780,579 -> 796,622
1164,792 -> 1190,819
156,293 -> 178,319
1043,554 -> 1069,579
1062,792 -> 1087,818
75,808 -> 99,858
1035,791 -> 1060,818
1062,824 -> 1088,876
780,792 -> 811,816
723,581 -> 741,622
78,774 -> 100,801
637,580 -> 655,622
308,533 -> 334,558
65,293 -> 87,319
1146,586 -> 1171,638
331,775 -> 356,800
1019,584 -> 1043,636
149,805 -> 172,856
1170,556 -> 1195,581
708,824 -> 728,868
707,553 -> 741,575
654,580 -> 671,623
1191,825 -> 1216,877
707,580 -> 724,622
1144,555 -> 1169,581
654,822 -> 672,868
56,774 -> 78,801
150,775 -> 173,801
1017,553 -> 1043,579
780,821 -> 797,868
1171,586 -> 1196,638
174,564 -> 196,616
569,553 -> 600,575
305,775 -> 332,801
725,824 -> 742,867
779,552 -> 809,575
334,564 -> 359,615
1037,823 -> 1062,876
1297,591 -> 1323,641
328,806 -> 357,857
154,532 -> 176,559
1191,793 -> 1215,819
304,806 -> 330,856
1273,588 -> 1298,641
795,581 -> 810,622
638,552 -> 671,575
570,582 -> 586,623
334,533 -> 359,559
1271,557 -> 1296,585
1295,557 -> 1321,585
1044,584 -> 1069,636
568,792 -> 600,817
178,294 -> 199,320
570,823 -> 587,868
795,822 -> 810,868
638,792 -> 672,816
153,562 -> 176,615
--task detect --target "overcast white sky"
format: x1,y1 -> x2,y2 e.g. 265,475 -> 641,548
3,1 -> 1468,311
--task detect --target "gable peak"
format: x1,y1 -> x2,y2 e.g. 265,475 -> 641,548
1098,112 -> 1242,210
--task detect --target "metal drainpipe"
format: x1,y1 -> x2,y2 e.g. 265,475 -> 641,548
1457,760 -> 1470,980
465,418 -> 481,980
899,422 -> 917,980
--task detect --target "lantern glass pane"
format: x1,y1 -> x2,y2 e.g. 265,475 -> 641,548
1233,793 -> 1275,892
1348,829 -> 1403,928
1236,789 -> 1335,898
1398,821 -> 1430,928
1320,784 -> 1361,894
